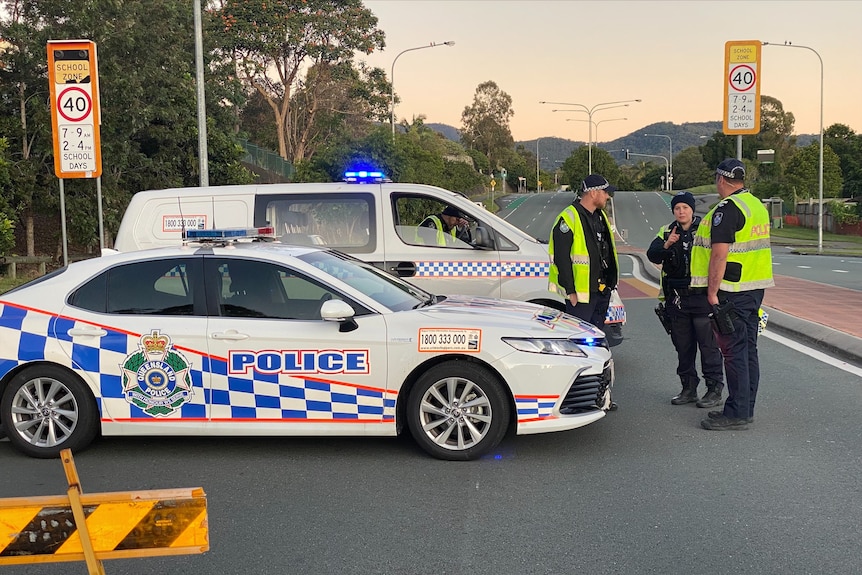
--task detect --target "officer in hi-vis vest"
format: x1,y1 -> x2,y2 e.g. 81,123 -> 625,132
549,174 -> 619,331
647,191 -> 724,408
417,206 -> 472,246
690,159 -> 774,431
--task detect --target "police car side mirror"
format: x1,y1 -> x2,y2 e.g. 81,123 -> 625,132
321,299 -> 358,332
321,299 -> 355,321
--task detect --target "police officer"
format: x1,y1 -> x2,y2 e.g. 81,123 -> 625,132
647,191 -> 724,407
549,174 -> 619,330
418,206 -> 471,245
690,159 -> 774,430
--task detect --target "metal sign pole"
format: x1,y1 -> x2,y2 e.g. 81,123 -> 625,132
59,178 -> 68,266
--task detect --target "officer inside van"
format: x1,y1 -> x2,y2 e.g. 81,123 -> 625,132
417,206 -> 472,246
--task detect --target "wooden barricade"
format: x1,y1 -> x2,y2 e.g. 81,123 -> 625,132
0,449 -> 208,574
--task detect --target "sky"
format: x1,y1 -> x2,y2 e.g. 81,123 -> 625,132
361,0 -> 862,143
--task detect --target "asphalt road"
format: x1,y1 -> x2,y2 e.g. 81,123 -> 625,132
2,300 -> 862,575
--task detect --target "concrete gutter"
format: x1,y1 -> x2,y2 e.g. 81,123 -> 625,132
630,251 -> 862,368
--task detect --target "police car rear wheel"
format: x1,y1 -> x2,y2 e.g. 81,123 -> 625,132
1,365 -> 98,458
407,361 -> 509,461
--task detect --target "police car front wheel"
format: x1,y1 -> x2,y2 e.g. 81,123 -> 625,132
407,361 -> 510,461
0,365 -> 99,458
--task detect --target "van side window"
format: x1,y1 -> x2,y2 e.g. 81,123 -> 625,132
255,193 -> 374,254
392,194 -> 475,249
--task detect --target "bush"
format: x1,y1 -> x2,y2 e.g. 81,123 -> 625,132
0,213 -> 14,257
828,200 -> 860,225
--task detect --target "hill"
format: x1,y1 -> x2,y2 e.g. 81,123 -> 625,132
426,121 -> 818,171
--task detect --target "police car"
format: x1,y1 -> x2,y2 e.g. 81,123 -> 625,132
0,228 -> 614,461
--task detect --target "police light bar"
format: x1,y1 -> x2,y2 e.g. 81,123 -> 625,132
184,227 -> 275,240
343,170 -> 387,183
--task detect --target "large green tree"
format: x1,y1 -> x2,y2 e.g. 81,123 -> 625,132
672,146 -> 712,189
212,0 -> 386,163
784,142 -> 843,201
460,81 -> 514,172
0,0 -> 252,252
559,146 -> 620,191
824,123 -> 862,198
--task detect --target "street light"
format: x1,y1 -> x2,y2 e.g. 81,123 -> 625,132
567,117 -> 628,148
643,133 -> 673,190
763,41 -> 824,253
541,99 -> 641,173
625,150 -> 669,191
390,41 -> 455,139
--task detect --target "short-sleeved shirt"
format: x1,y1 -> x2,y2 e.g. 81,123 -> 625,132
710,190 -> 746,244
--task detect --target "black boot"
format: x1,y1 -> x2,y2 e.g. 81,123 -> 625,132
696,380 -> 724,408
671,379 -> 698,405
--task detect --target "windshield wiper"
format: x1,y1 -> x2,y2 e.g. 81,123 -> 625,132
413,294 -> 438,309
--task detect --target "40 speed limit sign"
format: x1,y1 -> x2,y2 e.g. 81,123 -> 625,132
723,40 -> 762,135
48,40 -> 102,178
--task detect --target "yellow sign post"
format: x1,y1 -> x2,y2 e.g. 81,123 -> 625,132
0,450 -> 208,573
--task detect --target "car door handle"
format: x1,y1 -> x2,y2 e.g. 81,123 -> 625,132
392,262 -> 416,277
67,327 -> 107,338
211,330 -> 250,341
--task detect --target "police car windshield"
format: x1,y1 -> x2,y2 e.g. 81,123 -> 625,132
298,250 -> 430,312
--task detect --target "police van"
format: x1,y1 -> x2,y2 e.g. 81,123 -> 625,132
114,170 -> 625,344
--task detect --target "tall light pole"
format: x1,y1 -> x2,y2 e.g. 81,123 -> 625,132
390,41 -> 455,139
643,133 -> 673,190
567,117 -> 628,148
541,99 -> 641,173
536,139 -> 540,192
763,41 -> 824,254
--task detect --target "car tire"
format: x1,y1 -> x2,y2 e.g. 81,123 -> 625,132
0,365 -> 99,458
406,361 -> 509,461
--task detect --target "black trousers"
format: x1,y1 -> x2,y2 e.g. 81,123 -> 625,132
668,293 -> 724,387
566,289 -> 611,331
715,289 -> 764,420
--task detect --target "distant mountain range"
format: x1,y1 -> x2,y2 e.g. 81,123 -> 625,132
427,122 -> 818,171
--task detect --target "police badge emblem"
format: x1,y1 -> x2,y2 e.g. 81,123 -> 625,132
121,330 -> 193,417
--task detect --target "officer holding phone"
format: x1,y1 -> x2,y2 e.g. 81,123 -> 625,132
647,191 -> 724,408
690,159 -> 774,431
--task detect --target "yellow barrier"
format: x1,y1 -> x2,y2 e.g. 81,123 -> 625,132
0,449 -> 208,574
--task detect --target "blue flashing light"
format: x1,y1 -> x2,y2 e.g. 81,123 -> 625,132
184,227 -> 275,240
343,169 -> 387,183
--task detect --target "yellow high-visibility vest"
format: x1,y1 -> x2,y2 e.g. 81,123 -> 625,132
690,191 -> 774,292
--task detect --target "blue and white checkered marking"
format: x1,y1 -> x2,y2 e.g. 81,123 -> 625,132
414,261 -> 549,278
515,396 -> 557,420
0,302 -> 395,424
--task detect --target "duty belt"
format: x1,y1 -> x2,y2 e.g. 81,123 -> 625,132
675,287 -> 706,296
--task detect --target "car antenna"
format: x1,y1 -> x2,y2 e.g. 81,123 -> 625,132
178,196 -> 186,240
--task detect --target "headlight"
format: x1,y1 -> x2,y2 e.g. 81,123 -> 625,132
502,337 -> 589,357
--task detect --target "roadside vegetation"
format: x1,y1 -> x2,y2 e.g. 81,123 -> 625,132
1,0 -> 860,262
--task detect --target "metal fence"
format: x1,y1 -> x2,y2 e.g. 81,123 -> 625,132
238,139 -> 294,180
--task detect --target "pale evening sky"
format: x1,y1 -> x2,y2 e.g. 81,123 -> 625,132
362,0 -> 862,143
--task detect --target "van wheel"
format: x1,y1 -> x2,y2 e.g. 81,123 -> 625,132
0,365 -> 98,458
407,361 -> 509,461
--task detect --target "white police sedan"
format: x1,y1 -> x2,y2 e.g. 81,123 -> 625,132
0,229 -> 614,460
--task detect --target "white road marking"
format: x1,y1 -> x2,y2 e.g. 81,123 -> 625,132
797,265 -> 812,269
832,269 -> 849,273
627,255 -> 862,377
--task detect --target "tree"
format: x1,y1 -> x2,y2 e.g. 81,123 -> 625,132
672,147 -> 713,189
559,147 -> 620,191
824,123 -> 862,198
460,81 -> 514,171
213,0 -> 386,163
784,142 -> 843,202
0,0 -> 253,253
